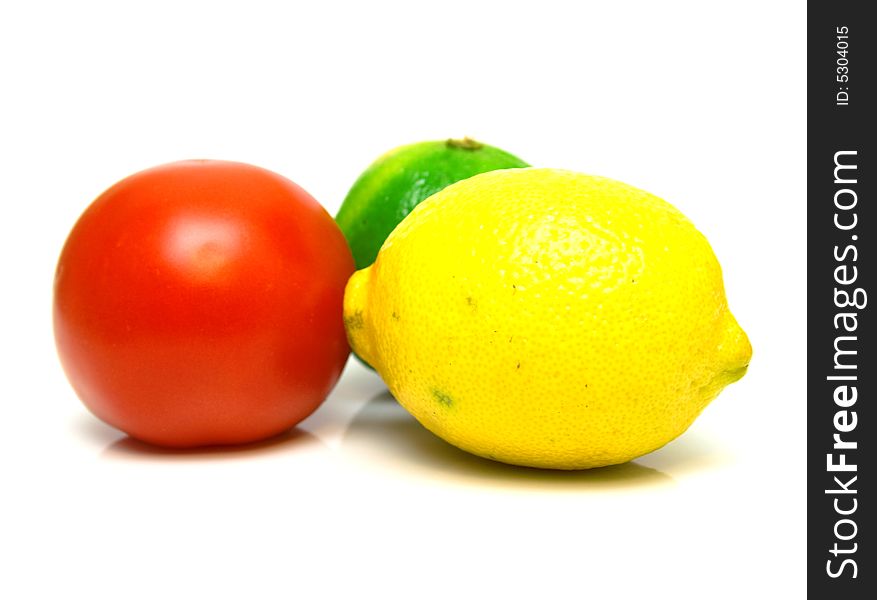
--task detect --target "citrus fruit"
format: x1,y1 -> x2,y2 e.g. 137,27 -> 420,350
343,168 -> 752,469
335,137 -> 528,270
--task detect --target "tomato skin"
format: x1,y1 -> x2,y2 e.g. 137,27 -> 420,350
54,160 -> 354,447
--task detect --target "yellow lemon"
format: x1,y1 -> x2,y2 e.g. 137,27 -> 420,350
344,168 -> 752,469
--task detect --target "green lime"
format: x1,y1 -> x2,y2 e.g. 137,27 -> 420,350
336,137 -> 529,270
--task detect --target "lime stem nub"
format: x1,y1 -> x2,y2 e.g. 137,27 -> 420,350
446,137 -> 483,151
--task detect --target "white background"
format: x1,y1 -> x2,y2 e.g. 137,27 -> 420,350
0,1 -> 805,598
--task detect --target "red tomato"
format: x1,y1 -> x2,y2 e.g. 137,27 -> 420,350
54,160 -> 354,447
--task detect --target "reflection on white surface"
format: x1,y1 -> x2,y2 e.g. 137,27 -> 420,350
636,423 -> 736,475
71,411 -> 325,461
73,358 -> 733,487
342,391 -> 674,489
103,428 -> 323,461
